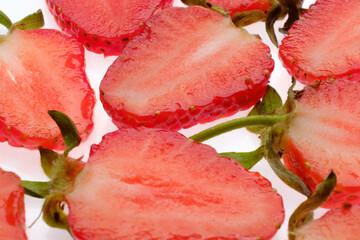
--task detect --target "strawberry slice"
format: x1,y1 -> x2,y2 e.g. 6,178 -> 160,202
209,0 -> 270,16
294,205 -> 360,240
279,0 -> 360,85
280,79 -> 360,208
46,0 -> 174,56
100,6 -> 274,131
65,127 -> 284,239
0,29 -> 95,150
0,168 -> 26,240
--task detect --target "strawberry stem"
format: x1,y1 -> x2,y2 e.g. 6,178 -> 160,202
189,114 -> 290,142
0,10 -> 12,29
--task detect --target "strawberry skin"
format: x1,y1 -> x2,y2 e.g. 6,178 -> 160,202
281,80 -> 360,208
209,0 -> 270,16
0,29 -> 95,150
100,6 -> 274,131
279,0 -> 360,85
46,0 -> 174,56
0,168 -> 26,240
294,205 -> 360,240
66,127 -> 284,240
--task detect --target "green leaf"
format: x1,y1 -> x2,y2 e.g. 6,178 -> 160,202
43,194 -> 70,232
10,9 -> 44,32
232,10 -> 266,27
247,86 -> 283,133
40,147 -> 62,179
288,171 -> 337,240
0,10 -> 12,29
48,110 -> 81,154
219,146 -> 264,170
181,0 -> 229,16
22,180 -> 51,198
279,0 -> 301,33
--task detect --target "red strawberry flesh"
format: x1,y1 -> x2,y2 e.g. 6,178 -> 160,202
47,0 -> 174,55
279,0 -> 360,85
281,80 -> 360,208
66,127 -> 284,239
100,6 -> 273,130
294,205 -> 360,240
210,0 -> 270,16
0,168 -> 26,240
0,29 -> 95,150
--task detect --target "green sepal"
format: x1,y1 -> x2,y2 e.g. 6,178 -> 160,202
43,194 -> 70,232
181,0 -> 229,16
21,180 -> 51,198
232,10 -> 266,27
10,9 -> 44,32
40,147 -> 62,179
219,146 -> 264,170
262,127 -> 311,197
247,86 -> 283,133
48,110 -> 81,155
265,4 -> 283,47
0,10 -> 12,29
279,0 -> 301,33
288,171 -> 337,240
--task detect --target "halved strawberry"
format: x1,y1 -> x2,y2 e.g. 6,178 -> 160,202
280,79 -> 360,208
0,12 -> 95,150
0,168 -> 26,240
209,0 -> 271,16
64,127 -> 284,239
46,0 -> 174,56
100,6 -> 274,131
294,205 -> 360,240
279,0 -> 360,85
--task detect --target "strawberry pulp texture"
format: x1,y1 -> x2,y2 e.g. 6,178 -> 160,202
100,6 -> 274,131
0,29 -> 95,150
294,205 -> 360,240
0,168 -> 26,240
46,0 -> 174,56
279,0 -> 360,85
66,127 -> 284,240
281,80 -> 360,208
209,0 -> 270,16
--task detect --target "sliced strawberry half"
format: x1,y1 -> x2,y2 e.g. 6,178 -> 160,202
279,0 -> 360,85
0,29 -> 95,150
294,205 -> 360,240
209,0 -> 270,16
280,79 -> 360,208
100,6 -> 274,131
0,168 -> 26,240
65,127 -> 284,239
46,0 -> 174,56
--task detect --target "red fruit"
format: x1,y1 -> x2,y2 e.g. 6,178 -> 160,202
46,0 -> 174,56
294,205 -> 360,240
280,80 -> 360,208
100,6 -> 273,131
210,0 -> 270,16
66,127 -> 284,240
279,0 -> 360,85
0,29 -> 95,150
0,168 -> 26,240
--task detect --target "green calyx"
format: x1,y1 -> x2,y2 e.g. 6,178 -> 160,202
288,171 -> 337,240
0,9 -> 44,35
21,110 -> 83,234
190,77 -> 312,196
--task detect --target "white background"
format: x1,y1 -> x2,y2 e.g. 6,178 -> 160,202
0,0 -> 321,239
